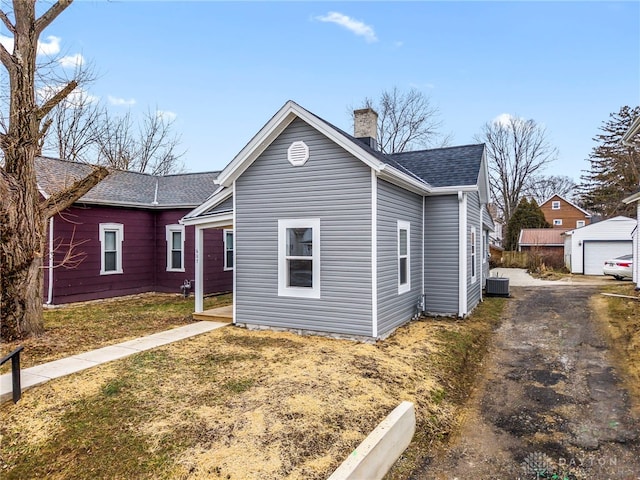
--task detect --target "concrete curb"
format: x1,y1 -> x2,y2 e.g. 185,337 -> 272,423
328,401 -> 415,480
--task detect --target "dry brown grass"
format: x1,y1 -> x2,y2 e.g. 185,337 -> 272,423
1,297 -> 505,479
592,283 -> 640,415
1,293 -> 231,372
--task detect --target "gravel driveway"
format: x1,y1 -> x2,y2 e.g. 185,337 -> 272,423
411,280 -> 640,479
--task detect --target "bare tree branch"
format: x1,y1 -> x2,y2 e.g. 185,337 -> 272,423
36,79 -> 78,120
41,165 -> 109,219
34,0 -> 74,36
0,41 -> 13,70
0,9 -> 15,34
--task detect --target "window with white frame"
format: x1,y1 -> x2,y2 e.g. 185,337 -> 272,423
553,219 -> 563,226
224,229 -> 234,270
398,221 -> 410,294
278,219 -> 320,298
166,225 -> 185,272
470,226 -> 477,283
576,220 -> 585,228
552,201 -> 561,210
100,223 -> 124,275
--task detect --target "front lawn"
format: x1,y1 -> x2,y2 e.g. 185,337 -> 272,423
1,293 -> 232,372
1,296 -> 506,479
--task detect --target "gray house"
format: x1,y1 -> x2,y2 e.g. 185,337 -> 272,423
182,101 -> 491,340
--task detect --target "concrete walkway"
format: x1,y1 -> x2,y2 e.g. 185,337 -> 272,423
0,320 -> 228,403
490,268 -> 613,287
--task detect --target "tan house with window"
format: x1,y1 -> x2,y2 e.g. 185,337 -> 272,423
540,194 -> 591,229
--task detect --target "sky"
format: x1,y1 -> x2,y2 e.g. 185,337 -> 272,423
3,1 -> 639,183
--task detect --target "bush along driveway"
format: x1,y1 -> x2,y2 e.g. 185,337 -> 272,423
412,285 -> 640,479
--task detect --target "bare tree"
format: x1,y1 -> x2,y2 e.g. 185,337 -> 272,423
43,84 -> 105,162
0,0 -> 108,340
94,109 -> 184,174
524,174 -> 577,205
353,87 -> 449,153
475,115 -> 558,224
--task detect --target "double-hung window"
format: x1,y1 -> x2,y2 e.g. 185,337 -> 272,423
166,225 -> 185,272
552,201 -> 561,210
100,223 -> 124,275
224,229 -> 234,270
278,219 -> 320,298
398,221 -> 410,294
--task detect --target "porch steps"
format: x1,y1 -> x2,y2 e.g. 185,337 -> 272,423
192,305 -> 233,322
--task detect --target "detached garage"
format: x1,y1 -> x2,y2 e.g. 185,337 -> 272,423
564,216 -> 636,275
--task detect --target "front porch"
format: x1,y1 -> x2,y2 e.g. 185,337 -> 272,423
192,304 -> 233,323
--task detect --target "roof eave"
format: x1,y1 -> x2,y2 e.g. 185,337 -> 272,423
622,116 -> 640,146
216,101 -> 387,188
622,189 -> 640,204
180,211 -> 233,228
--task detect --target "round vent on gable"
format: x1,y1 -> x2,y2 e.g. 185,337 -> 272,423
287,141 -> 309,166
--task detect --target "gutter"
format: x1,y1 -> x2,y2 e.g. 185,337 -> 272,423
622,115 -> 640,146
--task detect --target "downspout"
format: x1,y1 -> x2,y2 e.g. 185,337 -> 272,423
46,217 -> 54,305
458,191 -> 468,317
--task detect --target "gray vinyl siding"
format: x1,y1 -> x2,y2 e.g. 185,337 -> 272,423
234,118 -> 373,337
467,192 -> 482,312
376,180 -> 423,336
423,195 -> 459,314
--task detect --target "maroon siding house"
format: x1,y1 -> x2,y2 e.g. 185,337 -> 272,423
37,157 -> 232,305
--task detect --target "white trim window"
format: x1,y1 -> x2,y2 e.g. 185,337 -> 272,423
553,219 -> 563,226
278,219 -> 320,298
224,229 -> 234,271
552,201 -> 561,210
470,226 -> 477,283
398,221 -> 410,294
99,223 -> 124,275
576,220 -> 585,228
166,224 -> 185,272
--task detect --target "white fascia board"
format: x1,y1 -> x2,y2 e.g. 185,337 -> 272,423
377,165 -> 431,195
180,211 -> 233,228
183,186 -> 233,220
216,101 -> 389,188
622,116 -> 640,145
428,185 -> 477,196
622,189 -> 640,204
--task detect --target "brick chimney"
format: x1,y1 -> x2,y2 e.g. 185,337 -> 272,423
354,108 -> 378,150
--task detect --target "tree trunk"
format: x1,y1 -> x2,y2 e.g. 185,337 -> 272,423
0,169 -> 46,340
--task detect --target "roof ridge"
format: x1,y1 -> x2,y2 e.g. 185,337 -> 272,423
388,143 -> 485,157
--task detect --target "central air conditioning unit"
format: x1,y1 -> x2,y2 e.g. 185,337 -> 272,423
485,277 -> 510,297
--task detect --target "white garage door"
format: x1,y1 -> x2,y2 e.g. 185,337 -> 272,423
583,241 -> 633,275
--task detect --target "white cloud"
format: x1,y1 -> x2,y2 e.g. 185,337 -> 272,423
108,95 -> 136,106
493,113 -> 516,127
37,35 -> 61,56
316,12 -> 378,43
156,110 -> 177,122
59,53 -> 85,68
0,34 -> 14,53
394,41 -> 404,48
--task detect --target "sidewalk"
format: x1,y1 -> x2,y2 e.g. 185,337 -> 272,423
0,320 -> 229,403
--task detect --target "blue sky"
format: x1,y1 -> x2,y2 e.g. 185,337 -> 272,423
7,1 -> 640,182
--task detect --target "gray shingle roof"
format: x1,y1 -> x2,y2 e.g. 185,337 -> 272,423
296,102 -> 484,189
36,156 -> 219,208
387,144 -> 485,187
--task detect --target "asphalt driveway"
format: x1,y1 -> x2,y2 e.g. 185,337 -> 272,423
411,284 -> 640,479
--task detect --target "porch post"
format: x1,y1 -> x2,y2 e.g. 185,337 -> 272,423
195,225 -> 204,313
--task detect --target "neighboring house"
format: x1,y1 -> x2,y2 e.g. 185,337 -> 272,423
36,157 -> 232,305
539,194 -> 591,229
621,114 -> 640,289
182,101 -> 492,340
563,216 -> 636,275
